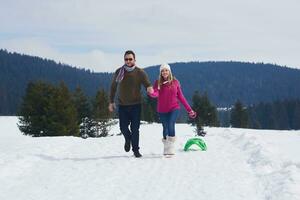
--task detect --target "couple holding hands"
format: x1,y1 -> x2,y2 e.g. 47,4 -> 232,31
109,50 -> 196,158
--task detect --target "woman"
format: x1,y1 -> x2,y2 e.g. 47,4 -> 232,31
148,63 -> 196,156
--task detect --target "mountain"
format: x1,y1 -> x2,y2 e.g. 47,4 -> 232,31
0,49 -> 112,115
1,49 -> 300,115
144,62 -> 300,107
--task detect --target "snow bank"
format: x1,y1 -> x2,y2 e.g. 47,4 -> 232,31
0,117 -> 299,200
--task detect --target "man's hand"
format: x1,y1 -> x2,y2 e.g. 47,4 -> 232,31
147,86 -> 154,94
108,103 -> 116,112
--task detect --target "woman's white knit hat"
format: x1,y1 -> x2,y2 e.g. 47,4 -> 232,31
160,63 -> 171,73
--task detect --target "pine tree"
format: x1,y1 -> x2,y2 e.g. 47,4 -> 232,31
73,86 -> 91,124
141,95 -> 157,123
273,101 -> 289,129
18,81 -> 79,137
230,100 -> 248,128
18,81 -> 55,136
247,105 -> 262,129
92,88 -> 111,137
80,117 -> 98,138
202,92 -> 219,127
93,88 -> 110,120
73,86 -> 94,138
263,103 -> 276,129
292,101 -> 300,129
47,82 -> 79,136
190,91 -> 219,136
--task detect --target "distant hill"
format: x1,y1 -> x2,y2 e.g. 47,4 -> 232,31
1,49 -> 300,115
0,49 -> 112,115
144,61 -> 300,107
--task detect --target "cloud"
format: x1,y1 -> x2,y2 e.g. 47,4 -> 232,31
0,0 -> 300,71
0,37 -> 121,72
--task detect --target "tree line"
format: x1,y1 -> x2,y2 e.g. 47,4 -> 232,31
17,81 -> 300,138
3,48 -> 300,115
226,99 -> 300,130
18,81 -> 221,137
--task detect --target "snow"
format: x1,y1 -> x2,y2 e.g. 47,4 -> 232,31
0,116 -> 300,200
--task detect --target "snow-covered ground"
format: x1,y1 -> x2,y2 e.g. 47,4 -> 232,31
0,116 -> 300,200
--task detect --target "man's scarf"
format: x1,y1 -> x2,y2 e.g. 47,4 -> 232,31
116,65 -> 136,83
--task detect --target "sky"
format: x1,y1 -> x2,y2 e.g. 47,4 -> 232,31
0,0 -> 299,72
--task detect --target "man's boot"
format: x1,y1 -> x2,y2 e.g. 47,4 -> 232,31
133,150 -> 142,158
124,136 -> 131,152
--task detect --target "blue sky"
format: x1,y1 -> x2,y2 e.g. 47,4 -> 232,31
1,0 -> 299,72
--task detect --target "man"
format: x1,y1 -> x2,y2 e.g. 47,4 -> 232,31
108,50 -> 153,158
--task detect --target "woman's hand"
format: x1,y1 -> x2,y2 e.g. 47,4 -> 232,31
188,110 -> 197,119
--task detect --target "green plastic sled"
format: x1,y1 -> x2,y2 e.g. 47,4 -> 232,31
184,137 -> 207,151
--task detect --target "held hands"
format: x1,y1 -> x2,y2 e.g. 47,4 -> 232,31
147,86 -> 154,94
188,110 -> 197,119
147,86 -> 158,98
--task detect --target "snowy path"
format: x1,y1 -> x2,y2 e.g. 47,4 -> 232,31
0,117 -> 299,200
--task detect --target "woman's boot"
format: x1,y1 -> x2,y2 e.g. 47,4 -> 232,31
162,138 -> 168,155
166,136 -> 176,155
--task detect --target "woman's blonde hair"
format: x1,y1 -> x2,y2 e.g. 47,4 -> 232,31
157,68 -> 176,90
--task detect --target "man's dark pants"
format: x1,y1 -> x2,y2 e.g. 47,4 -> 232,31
118,104 -> 141,152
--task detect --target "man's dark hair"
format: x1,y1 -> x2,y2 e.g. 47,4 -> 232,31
124,50 -> 135,59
